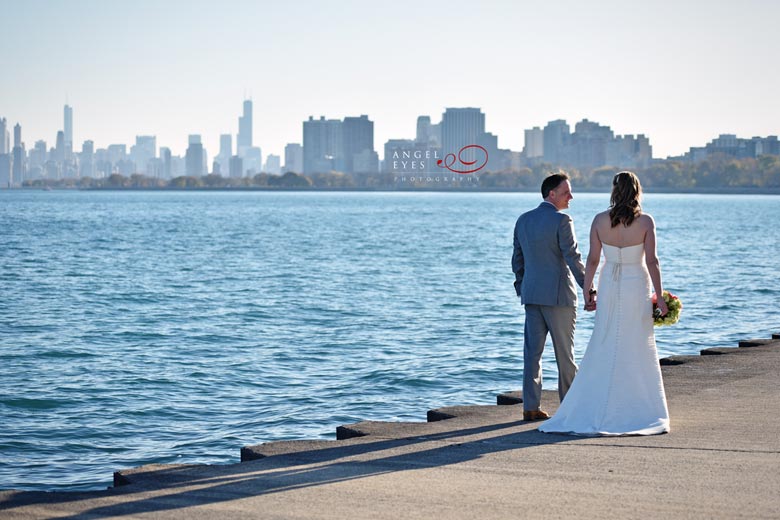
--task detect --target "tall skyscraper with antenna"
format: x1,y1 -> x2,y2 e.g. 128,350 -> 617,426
237,99 -> 252,157
64,104 -> 73,157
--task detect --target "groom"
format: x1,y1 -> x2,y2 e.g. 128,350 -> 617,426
512,172 -> 589,421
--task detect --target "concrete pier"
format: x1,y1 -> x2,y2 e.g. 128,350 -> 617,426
2,336 -> 780,519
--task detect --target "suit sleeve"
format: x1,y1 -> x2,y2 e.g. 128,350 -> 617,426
558,214 -> 586,289
511,219 -> 524,297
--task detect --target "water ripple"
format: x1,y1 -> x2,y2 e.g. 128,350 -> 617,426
1,190 -> 778,491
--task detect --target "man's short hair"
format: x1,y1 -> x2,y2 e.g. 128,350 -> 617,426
541,172 -> 570,198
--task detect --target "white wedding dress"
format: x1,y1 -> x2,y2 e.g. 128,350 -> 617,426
538,243 -> 670,436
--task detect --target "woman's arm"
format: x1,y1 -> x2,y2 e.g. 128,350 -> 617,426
584,215 -> 602,309
644,214 -> 668,316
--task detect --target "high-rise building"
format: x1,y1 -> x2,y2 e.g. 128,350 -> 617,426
54,131 -> 66,164
383,138 -> 415,174
543,119 -> 571,164
0,117 -> 8,154
229,155 -> 243,178
416,116 -> 432,144
80,140 -> 95,178
237,99 -> 253,157
284,143 -> 303,173
0,154 -> 11,188
106,144 -> 127,168
441,108 -> 487,167
342,115 -> 374,173
12,123 -> 25,184
185,135 -> 204,177
159,147 -> 172,179
264,154 -> 281,175
216,133 -> 232,174
131,136 -> 156,174
63,104 -> 73,156
29,140 -> 47,170
353,149 -> 379,174
572,119 -> 613,168
243,147 -> 261,174
220,134 -> 232,158
523,127 -> 544,159
303,116 -> 343,174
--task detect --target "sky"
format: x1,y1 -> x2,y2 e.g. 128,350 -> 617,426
2,0 -> 779,161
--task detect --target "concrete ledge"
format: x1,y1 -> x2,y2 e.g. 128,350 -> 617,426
700,347 -> 739,355
659,355 -> 699,365
426,410 -> 457,422
738,338 -> 780,348
113,464 -> 197,488
6,335 -> 780,520
496,391 -> 523,405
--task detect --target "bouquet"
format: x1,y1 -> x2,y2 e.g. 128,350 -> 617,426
652,291 -> 682,327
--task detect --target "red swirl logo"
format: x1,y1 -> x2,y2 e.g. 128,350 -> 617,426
437,144 -> 488,174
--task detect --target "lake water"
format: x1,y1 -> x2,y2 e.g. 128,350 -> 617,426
1,190 -> 778,491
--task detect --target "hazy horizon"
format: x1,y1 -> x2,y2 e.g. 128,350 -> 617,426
2,0 -> 778,159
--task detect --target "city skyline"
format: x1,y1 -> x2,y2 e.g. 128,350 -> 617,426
2,0 -> 779,160
4,100 -> 778,185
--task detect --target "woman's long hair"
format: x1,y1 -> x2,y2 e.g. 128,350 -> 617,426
609,171 -> 642,227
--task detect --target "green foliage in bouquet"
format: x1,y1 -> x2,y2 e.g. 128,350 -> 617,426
653,291 -> 682,327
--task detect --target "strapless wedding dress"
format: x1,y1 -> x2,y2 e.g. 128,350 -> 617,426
539,243 -> 670,436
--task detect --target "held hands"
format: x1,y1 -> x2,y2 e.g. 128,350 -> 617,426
584,289 -> 597,312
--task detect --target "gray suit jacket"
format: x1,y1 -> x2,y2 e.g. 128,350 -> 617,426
512,201 -> 586,306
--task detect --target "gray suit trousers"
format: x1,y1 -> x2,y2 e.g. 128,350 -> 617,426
523,304 -> 577,411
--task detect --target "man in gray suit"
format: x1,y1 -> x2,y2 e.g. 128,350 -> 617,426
512,172 -> 592,421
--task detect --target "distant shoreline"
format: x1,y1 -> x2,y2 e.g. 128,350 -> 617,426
8,186 -> 780,195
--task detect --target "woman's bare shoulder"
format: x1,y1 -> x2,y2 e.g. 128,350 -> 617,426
638,213 -> 656,227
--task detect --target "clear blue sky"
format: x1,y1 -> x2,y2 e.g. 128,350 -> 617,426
2,0 -> 778,160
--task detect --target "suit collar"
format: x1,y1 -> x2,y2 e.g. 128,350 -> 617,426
539,201 -> 558,211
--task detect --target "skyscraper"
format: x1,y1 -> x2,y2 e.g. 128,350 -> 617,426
284,143 -> 303,174
219,134 -> 232,159
342,115 -> 374,173
217,134 -> 232,174
54,131 -> 66,164
543,119 -> 571,164
229,155 -> 243,179
63,104 -> 73,155
0,154 -> 10,188
237,99 -> 252,157
441,108 -> 486,166
416,116 -> 431,144
12,123 -> 25,184
159,147 -> 172,179
131,136 -> 157,173
523,127 -> 544,159
0,117 -> 8,154
80,140 -> 95,178
264,154 -> 281,175
185,135 -> 204,177
303,116 -> 343,174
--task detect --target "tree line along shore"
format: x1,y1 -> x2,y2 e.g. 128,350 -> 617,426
19,154 -> 780,192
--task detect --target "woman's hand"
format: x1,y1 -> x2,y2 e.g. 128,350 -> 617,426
584,289 -> 597,311
656,298 -> 669,317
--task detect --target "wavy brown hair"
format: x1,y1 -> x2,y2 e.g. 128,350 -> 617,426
609,171 -> 642,227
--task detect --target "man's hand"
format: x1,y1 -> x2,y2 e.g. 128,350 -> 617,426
584,289 -> 597,312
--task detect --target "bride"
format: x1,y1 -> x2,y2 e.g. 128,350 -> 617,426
539,171 -> 670,436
